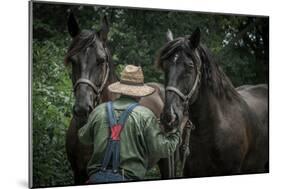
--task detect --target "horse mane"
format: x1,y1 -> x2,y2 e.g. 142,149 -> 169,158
155,38 -> 240,100
106,47 -> 119,83
197,45 -> 239,100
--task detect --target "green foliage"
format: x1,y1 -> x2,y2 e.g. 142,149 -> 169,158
32,40 -> 74,187
32,2 -> 268,187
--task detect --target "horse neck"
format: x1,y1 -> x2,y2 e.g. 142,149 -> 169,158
188,90 -> 230,141
188,60 -> 241,135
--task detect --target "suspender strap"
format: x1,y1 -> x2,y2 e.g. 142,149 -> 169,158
118,103 -> 139,125
101,102 -> 139,173
106,101 -> 117,127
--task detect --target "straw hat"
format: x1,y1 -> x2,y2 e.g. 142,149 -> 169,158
108,65 -> 155,97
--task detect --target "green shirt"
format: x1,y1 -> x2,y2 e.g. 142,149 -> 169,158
78,96 -> 180,180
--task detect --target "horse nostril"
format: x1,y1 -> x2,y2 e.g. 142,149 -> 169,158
163,110 -> 178,127
167,114 -> 176,126
161,112 -> 173,125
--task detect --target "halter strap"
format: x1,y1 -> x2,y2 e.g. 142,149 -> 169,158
166,86 -> 186,101
73,62 -> 110,106
74,78 -> 99,94
166,50 -> 201,107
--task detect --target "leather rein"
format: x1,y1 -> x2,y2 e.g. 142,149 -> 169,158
73,34 -> 110,107
163,39 -> 202,177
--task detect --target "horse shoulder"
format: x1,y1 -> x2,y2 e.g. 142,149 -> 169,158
206,99 -> 252,158
234,86 -> 269,171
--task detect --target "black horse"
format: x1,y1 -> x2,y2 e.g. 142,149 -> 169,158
157,28 -> 268,177
65,13 -> 168,184
65,12 -> 119,184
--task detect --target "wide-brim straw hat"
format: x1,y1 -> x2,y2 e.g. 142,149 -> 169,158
108,65 -> 155,97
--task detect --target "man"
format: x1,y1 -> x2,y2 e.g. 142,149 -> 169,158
78,65 -> 180,183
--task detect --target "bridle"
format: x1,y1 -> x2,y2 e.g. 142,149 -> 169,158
73,63 -> 109,107
73,34 -> 110,107
164,39 -> 202,109
161,37 -> 202,177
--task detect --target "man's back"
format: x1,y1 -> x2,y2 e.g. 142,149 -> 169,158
79,96 -> 154,179
79,95 -> 180,180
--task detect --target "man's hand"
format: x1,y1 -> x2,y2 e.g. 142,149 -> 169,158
167,127 -> 180,134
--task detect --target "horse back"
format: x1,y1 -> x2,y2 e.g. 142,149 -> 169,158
236,84 -> 268,127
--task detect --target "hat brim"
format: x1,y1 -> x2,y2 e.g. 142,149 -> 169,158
108,82 -> 155,97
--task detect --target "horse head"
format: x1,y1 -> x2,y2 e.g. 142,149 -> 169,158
65,13 -> 110,120
157,28 -> 202,131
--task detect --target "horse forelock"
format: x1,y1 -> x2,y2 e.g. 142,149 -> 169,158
155,37 -> 185,69
64,30 -> 96,65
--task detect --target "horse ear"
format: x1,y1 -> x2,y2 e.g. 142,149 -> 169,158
189,27 -> 200,49
99,15 -> 109,43
67,12 -> 80,38
166,29 -> 174,42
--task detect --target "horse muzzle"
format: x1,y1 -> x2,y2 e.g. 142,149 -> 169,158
160,107 -> 179,131
73,103 -> 93,118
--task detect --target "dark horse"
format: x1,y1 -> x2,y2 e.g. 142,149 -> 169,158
157,28 -> 268,177
65,13 -> 167,184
